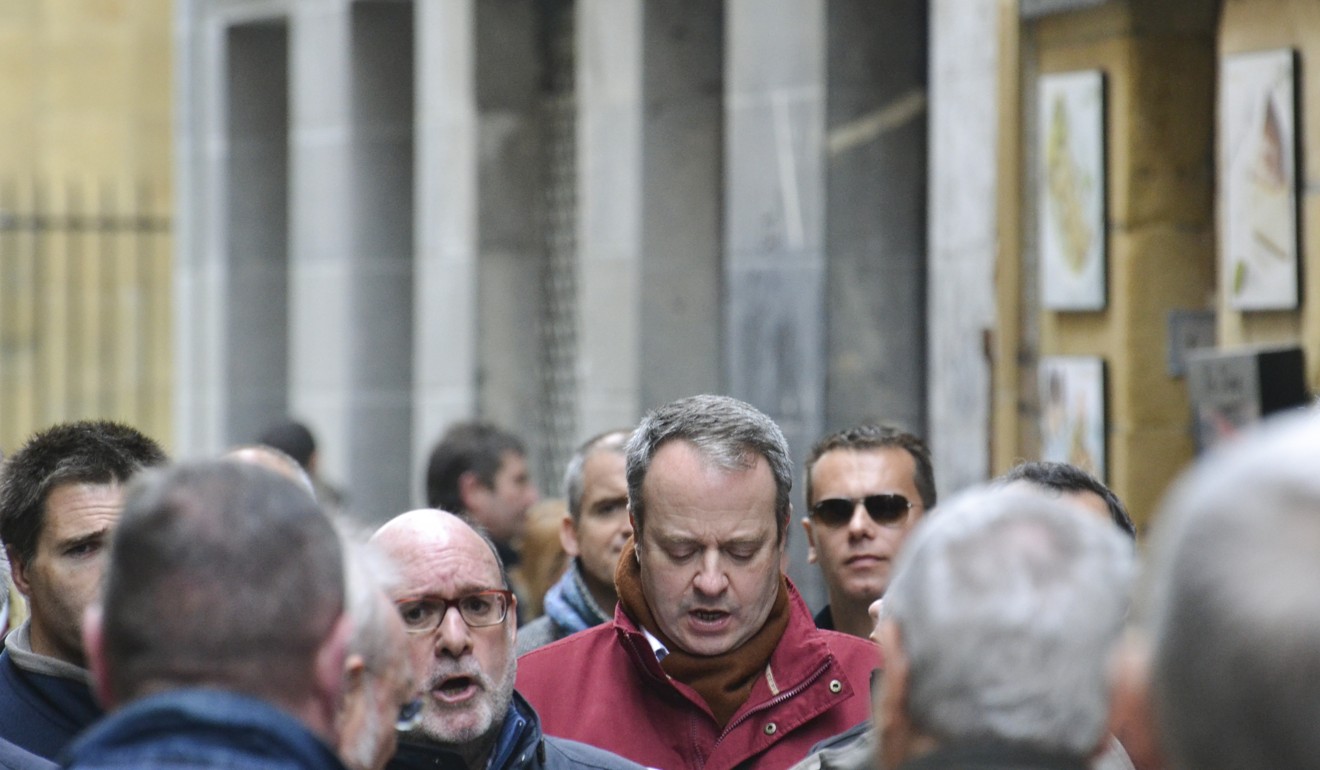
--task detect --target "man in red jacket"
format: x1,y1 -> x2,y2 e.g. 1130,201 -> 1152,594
517,395 -> 880,770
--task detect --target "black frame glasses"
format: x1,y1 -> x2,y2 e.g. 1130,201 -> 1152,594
810,493 -> 913,527
394,589 -> 515,633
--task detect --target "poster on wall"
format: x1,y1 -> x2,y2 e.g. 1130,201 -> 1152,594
1039,356 -> 1106,480
1221,49 -> 1298,310
1039,70 -> 1106,311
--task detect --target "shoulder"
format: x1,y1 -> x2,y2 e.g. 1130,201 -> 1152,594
817,628 -> 882,667
516,616 -> 562,657
0,737 -> 55,770
542,736 -> 648,770
519,623 -> 620,671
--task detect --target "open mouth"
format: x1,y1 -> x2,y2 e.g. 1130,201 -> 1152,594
690,609 -> 730,624
434,676 -> 478,703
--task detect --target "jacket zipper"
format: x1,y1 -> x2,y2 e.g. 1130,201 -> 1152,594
714,659 -> 833,745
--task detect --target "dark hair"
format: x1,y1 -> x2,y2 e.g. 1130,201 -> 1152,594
0,421 -> 167,567
562,429 -> 631,523
626,395 -> 792,541
257,420 -> 316,469
424,422 -> 526,513
102,461 -> 344,704
998,461 -> 1136,538
805,424 -> 936,510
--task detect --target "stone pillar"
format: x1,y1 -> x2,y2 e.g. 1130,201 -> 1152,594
289,0 -> 415,521
928,0 -> 1002,495
413,0 -> 479,473
725,0 -> 826,600
825,0 -> 928,440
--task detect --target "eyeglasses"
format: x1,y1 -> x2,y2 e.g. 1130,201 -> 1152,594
395,697 -> 424,732
810,494 -> 913,527
394,590 -> 514,633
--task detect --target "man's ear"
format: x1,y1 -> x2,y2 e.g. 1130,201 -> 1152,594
876,618 -> 915,770
559,515 -> 580,558
7,546 -> 31,597
314,613 -> 353,721
1108,631 -> 1166,770
801,518 -> 818,564
83,604 -> 116,710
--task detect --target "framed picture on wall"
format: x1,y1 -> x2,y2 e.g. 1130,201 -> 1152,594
1038,70 -> 1107,311
1038,355 -> 1106,480
1221,49 -> 1299,310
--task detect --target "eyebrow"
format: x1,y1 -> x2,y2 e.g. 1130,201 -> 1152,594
57,528 -> 109,551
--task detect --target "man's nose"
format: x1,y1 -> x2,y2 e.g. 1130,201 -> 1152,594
434,604 -> 473,657
848,500 -> 873,535
693,553 -> 728,596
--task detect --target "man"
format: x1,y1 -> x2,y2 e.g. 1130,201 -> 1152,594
370,509 -> 643,770
66,461 -> 354,769
337,539 -> 418,770
259,419 -> 348,514
801,425 -> 935,638
424,422 -> 539,572
226,444 -> 317,498
517,395 -> 879,770
0,420 -> 166,759
874,487 -> 1133,770
997,460 -> 1137,538
517,430 -> 632,654
1112,411 -> 1320,770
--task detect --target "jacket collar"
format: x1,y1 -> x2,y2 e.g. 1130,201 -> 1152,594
392,692 -> 545,770
64,688 -> 346,769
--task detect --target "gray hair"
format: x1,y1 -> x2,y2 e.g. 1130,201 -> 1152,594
883,487 -> 1133,755
1143,411 -> 1320,770
562,430 -> 631,522
101,461 -> 345,706
626,395 -> 793,541
339,526 -> 401,674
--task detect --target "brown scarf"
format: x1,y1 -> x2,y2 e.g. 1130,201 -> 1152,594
615,535 -> 790,727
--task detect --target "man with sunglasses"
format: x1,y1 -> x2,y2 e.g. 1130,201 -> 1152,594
802,425 -> 935,639
370,509 -> 642,770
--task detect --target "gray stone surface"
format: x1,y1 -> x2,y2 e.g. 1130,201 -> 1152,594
928,0 -> 1000,497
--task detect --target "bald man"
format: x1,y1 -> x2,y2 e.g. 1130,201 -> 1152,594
369,510 -> 640,770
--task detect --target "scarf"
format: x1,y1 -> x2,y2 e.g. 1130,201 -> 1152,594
542,559 -> 611,635
615,536 -> 790,727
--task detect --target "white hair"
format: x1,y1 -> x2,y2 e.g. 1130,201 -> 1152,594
1144,411 -> 1320,770
883,487 -> 1133,755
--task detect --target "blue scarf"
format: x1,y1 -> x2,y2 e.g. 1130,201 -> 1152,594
541,559 -> 611,635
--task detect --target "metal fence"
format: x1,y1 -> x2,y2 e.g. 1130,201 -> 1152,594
0,180 -> 172,452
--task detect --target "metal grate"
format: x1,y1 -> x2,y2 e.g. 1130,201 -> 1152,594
534,0 -> 579,493
0,179 -> 172,450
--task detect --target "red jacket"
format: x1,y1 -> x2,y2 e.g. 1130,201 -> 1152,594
516,581 -> 880,770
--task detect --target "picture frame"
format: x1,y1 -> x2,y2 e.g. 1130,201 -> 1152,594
1221,49 -> 1299,310
1038,355 -> 1106,480
1038,70 -> 1107,311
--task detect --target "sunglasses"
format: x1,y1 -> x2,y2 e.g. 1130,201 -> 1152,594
810,494 -> 913,527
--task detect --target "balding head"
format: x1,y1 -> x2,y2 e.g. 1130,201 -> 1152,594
225,445 -> 316,499
370,510 -> 518,767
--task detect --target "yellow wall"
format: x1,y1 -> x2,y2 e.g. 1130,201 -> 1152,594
997,1 -> 1219,530
0,0 -> 172,453
1219,0 -> 1320,386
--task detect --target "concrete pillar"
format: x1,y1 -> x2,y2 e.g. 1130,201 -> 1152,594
725,0 -> 827,601
928,0 -> 1002,496
289,0 -> 414,521
637,1 -> 724,413
824,0 -> 928,439
413,0 -> 478,483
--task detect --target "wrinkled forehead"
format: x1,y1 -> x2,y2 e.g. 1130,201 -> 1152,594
376,517 -> 502,593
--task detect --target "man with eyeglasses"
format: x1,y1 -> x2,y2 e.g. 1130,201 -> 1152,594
801,425 -> 935,639
370,509 -> 643,770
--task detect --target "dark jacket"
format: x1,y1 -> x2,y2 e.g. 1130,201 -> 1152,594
898,742 -> 1091,770
517,580 -> 880,770
516,561 -> 611,656
0,627 -> 103,761
0,738 -> 54,770
386,692 -> 642,770
62,688 -> 349,770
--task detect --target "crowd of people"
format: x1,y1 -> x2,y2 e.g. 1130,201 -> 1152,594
0,393 -> 1315,770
